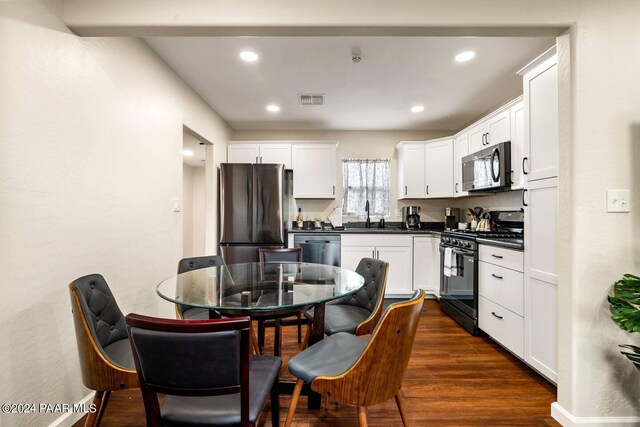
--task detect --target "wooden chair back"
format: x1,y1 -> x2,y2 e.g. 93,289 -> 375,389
68,277 -> 138,392
175,255 -> 226,318
311,290 -> 425,407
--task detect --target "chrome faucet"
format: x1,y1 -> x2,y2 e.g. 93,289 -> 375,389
365,200 -> 371,228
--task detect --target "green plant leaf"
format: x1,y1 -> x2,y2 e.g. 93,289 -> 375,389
608,274 -> 640,333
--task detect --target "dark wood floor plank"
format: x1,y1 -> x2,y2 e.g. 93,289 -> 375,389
74,300 -> 559,426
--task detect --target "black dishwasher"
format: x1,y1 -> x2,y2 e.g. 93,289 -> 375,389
293,234 -> 341,267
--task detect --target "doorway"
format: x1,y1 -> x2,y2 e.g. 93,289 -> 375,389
182,128 -> 213,257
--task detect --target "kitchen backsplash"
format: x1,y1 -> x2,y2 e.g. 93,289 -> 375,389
294,189 -> 524,225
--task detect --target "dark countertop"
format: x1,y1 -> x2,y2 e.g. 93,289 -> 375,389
288,228 -> 441,236
476,237 -> 524,251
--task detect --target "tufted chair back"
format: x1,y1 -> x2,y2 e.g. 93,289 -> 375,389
177,255 -> 225,274
334,257 -> 389,335
70,273 -> 128,357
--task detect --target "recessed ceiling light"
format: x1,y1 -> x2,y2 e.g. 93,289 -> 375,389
455,51 -> 476,63
266,104 -> 280,112
239,51 -> 258,62
182,150 -> 194,157
411,105 -> 425,113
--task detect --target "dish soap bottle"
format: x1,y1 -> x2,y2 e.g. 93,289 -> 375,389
296,208 -> 303,230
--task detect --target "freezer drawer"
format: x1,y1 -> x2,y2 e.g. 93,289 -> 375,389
293,234 -> 341,267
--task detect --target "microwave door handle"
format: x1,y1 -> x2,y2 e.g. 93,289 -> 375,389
490,147 -> 500,182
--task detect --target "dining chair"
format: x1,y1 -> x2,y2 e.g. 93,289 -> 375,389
69,274 -> 139,427
284,289 -> 425,427
175,255 -> 226,320
126,314 -> 281,427
304,257 -> 388,341
175,255 -> 261,354
256,247 -> 306,353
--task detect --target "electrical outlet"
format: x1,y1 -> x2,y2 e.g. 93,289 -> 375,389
607,189 -> 630,213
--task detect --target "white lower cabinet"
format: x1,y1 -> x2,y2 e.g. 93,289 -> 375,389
412,236 -> 441,297
478,296 -> 524,359
478,245 -> 525,359
341,234 -> 413,296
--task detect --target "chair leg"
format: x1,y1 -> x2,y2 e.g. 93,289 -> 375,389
284,379 -> 303,427
395,389 -> 409,427
270,376 -> 280,427
258,319 -> 265,353
296,313 -> 302,343
357,406 -> 368,427
84,390 -> 110,427
301,324 -> 311,349
250,323 -> 261,355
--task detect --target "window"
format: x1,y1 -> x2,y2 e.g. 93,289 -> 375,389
342,159 -> 390,217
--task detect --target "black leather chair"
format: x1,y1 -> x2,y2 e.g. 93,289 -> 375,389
69,274 -> 138,427
305,257 -> 389,338
175,255 -> 226,320
126,314 -> 281,427
285,290 -> 425,427
256,247 -> 306,353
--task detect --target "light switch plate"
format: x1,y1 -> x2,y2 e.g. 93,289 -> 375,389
172,197 -> 182,213
607,189 -> 630,212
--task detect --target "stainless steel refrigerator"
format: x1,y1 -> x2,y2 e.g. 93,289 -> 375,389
218,163 -> 293,264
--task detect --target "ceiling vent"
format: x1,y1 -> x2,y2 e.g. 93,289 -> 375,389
298,94 -> 325,106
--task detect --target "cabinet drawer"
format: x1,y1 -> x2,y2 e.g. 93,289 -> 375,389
479,245 -> 523,272
478,262 -> 524,316
478,296 -> 524,359
341,234 -> 411,248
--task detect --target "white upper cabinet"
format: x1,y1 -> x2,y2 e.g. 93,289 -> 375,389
228,142 -> 292,169
228,144 -> 260,164
510,101 -> 525,190
468,109 -> 511,153
523,55 -> 558,181
453,132 -> 469,197
291,143 -> 337,199
397,143 -> 426,199
258,144 -> 292,169
424,138 -> 454,198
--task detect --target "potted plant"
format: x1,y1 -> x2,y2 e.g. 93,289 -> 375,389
608,273 -> 640,367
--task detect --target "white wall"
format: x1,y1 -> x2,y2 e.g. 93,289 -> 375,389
232,130 -> 451,222
182,164 -> 195,257
0,2 -> 232,425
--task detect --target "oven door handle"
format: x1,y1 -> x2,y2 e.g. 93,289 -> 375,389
452,248 -> 474,256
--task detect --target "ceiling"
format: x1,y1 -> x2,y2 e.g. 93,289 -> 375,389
146,36 -> 554,131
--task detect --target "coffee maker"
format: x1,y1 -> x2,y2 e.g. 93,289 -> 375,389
402,206 -> 421,229
444,207 -> 460,230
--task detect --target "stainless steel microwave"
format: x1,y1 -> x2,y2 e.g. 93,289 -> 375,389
462,141 -> 511,192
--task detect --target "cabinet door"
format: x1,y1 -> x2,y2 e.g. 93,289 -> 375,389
259,144 -> 292,169
485,109 -> 511,147
468,122 -> 487,154
292,144 -> 336,198
377,246 -> 412,296
412,236 -> 441,296
228,144 -> 260,163
341,246 -> 375,271
524,58 -> 558,181
453,133 -> 469,197
399,144 -> 426,198
510,102 -> 525,190
524,177 -> 558,382
424,139 -> 453,198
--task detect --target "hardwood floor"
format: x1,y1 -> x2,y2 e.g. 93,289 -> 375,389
75,300 -> 559,426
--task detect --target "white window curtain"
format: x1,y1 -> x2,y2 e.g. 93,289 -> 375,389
342,159 -> 390,217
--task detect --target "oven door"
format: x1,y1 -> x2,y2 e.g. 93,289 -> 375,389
439,245 -> 477,318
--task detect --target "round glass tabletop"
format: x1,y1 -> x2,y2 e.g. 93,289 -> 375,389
157,262 -> 365,316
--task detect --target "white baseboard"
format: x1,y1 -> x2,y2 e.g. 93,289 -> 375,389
48,393 -> 94,427
552,402 -> 640,426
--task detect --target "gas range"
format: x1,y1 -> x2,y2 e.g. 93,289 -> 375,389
442,210 -> 524,250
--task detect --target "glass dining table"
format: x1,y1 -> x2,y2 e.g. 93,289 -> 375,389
157,261 -> 365,408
